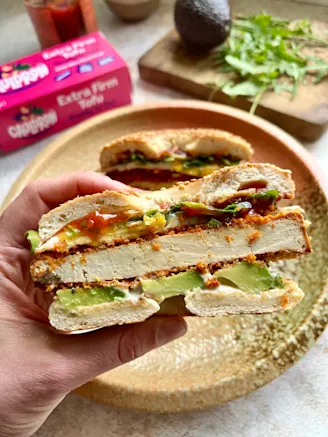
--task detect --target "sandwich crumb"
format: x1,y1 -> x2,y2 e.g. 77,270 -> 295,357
151,243 -> 161,251
248,231 -> 261,244
280,294 -> 289,308
80,253 -> 87,264
245,254 -> 257,264
196,261 -> 207,273
205,278 -> 220,289
45,255 -> 66,272
45,284 -> 55,292
225,235 -> 234,243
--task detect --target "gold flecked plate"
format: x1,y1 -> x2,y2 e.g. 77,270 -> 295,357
3,101 -> 328,412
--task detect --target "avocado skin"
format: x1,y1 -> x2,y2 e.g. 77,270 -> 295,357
174,0 -> 231,50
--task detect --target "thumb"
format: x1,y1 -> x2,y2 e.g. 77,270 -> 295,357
51,316 -> 187,391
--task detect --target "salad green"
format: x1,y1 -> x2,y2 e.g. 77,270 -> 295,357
211,12 -> 328,113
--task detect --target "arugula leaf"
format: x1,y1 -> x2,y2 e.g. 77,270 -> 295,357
170,201 -> 252,216
221,157 -> 240,166
207,218 -> 221,227
166,203 -> 184,215
121,152 -> 150,165
131,152 -> 149,164
221,80 -> 262,97
182,156 -> 215,169
210,12 -> 328,113
251,190 -> 280,201
218,64 -> 235,73
225,55 -> 272,75
218,201 -> 252,214
121,152 -> 241,169
144,209 -> 159,217
273,82 -> 294,95
314,68 -> 328,84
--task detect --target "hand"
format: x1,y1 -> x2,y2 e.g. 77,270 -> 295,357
0,172 -> 187,437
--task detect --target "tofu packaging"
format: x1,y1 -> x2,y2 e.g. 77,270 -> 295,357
0,32 -> 131,153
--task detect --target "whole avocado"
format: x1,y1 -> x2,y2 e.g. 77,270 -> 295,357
174,0 -> 231,51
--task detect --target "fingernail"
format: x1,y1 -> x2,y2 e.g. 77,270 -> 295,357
156,318 -> 187,347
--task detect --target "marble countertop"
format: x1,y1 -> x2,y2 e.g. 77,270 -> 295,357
0,1 -> 327,436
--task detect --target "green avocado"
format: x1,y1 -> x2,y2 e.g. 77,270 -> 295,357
174,0 -> 231,51
141,270 -> 205,298
25,230 -> 41,253
215,261 -> 284,293
56,262 -> 284,311
57,286 -> 127,310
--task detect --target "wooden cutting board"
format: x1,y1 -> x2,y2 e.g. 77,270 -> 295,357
138,24 -> 328,142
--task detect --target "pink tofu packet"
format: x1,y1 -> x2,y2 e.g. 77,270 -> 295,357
0,32 -> 131,153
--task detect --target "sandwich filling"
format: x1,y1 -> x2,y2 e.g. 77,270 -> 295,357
53,261 -> 286,311
29,190 -> 279,254
106,152 -> 241,180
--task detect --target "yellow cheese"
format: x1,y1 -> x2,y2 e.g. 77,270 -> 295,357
172,163 -> 221,177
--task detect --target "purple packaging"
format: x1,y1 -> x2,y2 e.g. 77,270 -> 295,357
0,32 -> 132,153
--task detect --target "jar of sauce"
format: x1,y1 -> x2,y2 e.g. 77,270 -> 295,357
24,0 -> 98,48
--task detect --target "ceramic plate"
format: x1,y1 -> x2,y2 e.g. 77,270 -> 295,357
3,101 -> 328,412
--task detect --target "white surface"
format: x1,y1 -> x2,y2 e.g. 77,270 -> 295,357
0,1 -> 327,436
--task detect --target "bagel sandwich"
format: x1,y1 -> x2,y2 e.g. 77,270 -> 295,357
100,129 -> 254,190
27,163 -> 311,332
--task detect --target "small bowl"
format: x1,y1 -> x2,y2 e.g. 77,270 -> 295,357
104,0 -> 160,22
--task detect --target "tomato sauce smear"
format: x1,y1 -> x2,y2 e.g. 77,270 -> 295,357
61,211 -> 131,240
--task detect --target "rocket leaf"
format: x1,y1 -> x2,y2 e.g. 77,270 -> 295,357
212,12 -> 328,114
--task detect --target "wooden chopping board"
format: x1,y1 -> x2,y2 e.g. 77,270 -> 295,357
138,24 -> 328,142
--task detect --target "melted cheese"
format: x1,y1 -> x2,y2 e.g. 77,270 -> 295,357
110,160 -> 222,177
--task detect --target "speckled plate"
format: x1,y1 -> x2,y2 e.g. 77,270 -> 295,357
3,101 -> 328,412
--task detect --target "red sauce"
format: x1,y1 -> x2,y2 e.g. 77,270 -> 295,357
57,197 -> 275,242
24,1 -> 97,49
62,211 -> 133,240
25,2 -> 61,48
49,1 -> 84,42
107,169 -> 193,184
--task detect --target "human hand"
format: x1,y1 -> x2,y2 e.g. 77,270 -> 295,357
0,172 -> 187,437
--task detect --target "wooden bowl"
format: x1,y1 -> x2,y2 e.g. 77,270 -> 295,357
3,101 -> 328,412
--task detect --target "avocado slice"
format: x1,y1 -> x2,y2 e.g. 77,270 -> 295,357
141,270 -> 205,299
215,261 -> 284,293
25,230 -> 41,253
57,286 -> 127,310
56,262 -> 284,311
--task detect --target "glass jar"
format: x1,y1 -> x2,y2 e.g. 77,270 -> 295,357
24,0 -> 98,48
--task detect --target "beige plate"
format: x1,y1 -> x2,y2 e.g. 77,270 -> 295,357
3,101 -> 328,412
